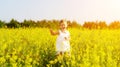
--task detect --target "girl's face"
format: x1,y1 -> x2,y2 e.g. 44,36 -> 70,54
60,22 -> 67,30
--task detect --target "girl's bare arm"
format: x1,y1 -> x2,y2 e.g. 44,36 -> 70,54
50,29 -> 59,35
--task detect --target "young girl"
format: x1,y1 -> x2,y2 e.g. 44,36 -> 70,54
50,20 -> 70,56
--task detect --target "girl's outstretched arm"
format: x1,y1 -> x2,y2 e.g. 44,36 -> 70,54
50,29 -> 59,35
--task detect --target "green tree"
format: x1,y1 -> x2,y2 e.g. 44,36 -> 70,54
98,21 -> 107,29
6,19 -> 20,28
0,20 -> 5,28
109,21 -> 120,29
21,19 -> 36,27
71,21 -> 81,28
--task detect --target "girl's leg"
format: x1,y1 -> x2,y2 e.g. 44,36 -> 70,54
56,51 -> 63,56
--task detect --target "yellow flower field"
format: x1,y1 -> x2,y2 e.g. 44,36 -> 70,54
0,28 -> 120,67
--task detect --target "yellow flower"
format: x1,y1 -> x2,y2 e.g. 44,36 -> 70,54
54,58 -> 58,63
61,65 -> 64,67
49,60 -> 54,64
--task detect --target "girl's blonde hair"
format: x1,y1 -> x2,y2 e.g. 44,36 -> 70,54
59,19 -> 68,25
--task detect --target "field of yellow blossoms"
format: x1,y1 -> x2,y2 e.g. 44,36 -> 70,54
0,28 -> 120,67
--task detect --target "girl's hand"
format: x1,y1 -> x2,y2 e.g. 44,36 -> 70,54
64,37 -> 69,41
64,36 -> 70,41
50,29 -> 54,35
50,28 -> 53,32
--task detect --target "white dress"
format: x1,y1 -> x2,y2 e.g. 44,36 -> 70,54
56,30 -> 70,54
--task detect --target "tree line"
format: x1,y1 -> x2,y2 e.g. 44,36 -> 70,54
0,19 -> 120,29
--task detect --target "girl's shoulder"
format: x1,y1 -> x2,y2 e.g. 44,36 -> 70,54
59,29 -> 70,35
66,30 -> 70,35
66,30 -> 70,33
58,30 -> 61,33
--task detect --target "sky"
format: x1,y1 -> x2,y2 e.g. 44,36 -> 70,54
0,0 -> 120,24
